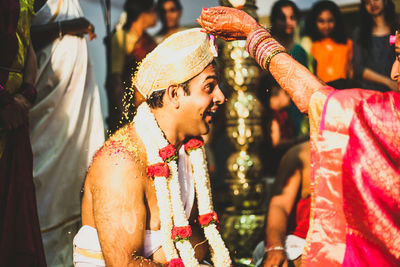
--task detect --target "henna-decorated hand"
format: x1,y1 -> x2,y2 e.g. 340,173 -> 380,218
196,6 -> 262,41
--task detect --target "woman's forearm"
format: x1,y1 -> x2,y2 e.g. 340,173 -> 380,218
31,22 -> 62,51
269,53 -> 324,113
362,68 -> 389,86
246,28 -> 324,113
31,18 -> 94,51
197,7 -> 325,112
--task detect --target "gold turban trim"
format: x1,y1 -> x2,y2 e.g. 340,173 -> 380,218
134,28 -> 217,98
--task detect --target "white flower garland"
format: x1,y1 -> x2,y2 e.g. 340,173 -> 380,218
134,105 -> 178,261
189,148 -> 231,266
134,103 -> 231,266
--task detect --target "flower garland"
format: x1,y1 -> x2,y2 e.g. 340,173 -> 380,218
188,146 -> 230,266
134,103 -> 231,266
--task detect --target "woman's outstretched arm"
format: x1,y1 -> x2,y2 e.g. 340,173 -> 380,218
197,6 -> 325,112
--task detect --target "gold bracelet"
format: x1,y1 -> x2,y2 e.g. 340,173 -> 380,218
193,239 -> 208,250
265,49 -> 286,71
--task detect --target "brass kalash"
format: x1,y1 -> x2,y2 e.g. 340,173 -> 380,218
216,0 -> 267,265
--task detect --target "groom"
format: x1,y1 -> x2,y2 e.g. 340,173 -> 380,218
73,28 -> 231,266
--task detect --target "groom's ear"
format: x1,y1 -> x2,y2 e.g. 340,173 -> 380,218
165,84 -> 181,109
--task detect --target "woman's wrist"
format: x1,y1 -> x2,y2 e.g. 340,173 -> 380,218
246,27 -> 285,71
247,24 -> 264,37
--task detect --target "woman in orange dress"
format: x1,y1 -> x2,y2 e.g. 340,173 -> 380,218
306,0 -> 353,83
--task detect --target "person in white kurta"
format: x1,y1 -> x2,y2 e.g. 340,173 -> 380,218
30,0 -> 105,265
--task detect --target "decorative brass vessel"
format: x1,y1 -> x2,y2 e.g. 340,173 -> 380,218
217,1 -> 267,265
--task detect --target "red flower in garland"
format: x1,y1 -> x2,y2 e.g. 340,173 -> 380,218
171,226 -> 192,242
198,211 -> 219,229
168,258 -> 184,267
159,144 -> 177,163
147,163 -> 169,178
184,137 -> 204,153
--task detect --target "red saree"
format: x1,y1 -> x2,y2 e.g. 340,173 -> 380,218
342,91 -> 400,266
303,87 -> 400,266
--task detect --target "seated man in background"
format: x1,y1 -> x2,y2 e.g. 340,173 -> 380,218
253,141 -> 310,267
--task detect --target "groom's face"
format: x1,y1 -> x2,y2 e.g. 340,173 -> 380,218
177,63 -> 225,137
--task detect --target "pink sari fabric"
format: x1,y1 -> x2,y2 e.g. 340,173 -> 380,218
342,91 -> 400,266
303,88 -> 400,266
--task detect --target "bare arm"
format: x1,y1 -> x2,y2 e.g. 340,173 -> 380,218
269,53 -> 324,113
31,18 -> 96,51
197,7 -> 325,113
89,148 -> 164,267
362,68 -> 398,91
264,146 -> 302,267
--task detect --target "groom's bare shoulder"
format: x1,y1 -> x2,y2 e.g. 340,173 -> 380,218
87,123 -> 148,188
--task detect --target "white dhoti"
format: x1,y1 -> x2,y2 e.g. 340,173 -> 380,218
30,0 -> 105,265
284,234 -> 306,260
73,226 -> 105,267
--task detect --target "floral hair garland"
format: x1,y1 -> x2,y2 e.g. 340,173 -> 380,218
134,103 -> 231,267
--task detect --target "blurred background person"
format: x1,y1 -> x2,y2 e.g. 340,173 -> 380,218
270,0 -> 307,67
106,0 -> 157,133
257,75 -> 308,177
253,141 -> 311,267
269,0 -> 309,141
353,0 -> 398,92
155,0 -> 184,44
253,77 -> 364,267
0,0 -> 46,265
30,0 -> 105,265
306,0 -> 353,83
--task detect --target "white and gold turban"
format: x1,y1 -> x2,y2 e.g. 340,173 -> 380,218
134,28 -> 218,98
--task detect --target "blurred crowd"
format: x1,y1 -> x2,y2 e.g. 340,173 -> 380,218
0,0 -> 398,266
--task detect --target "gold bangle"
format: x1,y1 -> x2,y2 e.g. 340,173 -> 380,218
193,239 -> 208,250
265,49 -> 286,71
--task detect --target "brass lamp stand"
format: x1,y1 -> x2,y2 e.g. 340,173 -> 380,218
218,1 -> 267,265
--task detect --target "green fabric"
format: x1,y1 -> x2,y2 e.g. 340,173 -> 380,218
289,44 -> 308,67
287,43 -> 309,137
